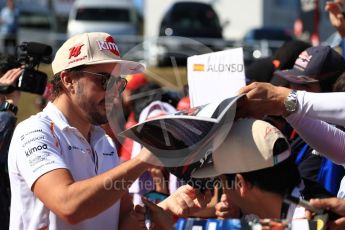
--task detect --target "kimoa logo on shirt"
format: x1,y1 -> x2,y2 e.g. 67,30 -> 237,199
25,144 -> 48,157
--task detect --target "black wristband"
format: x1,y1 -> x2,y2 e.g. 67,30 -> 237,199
0,85 -> 16,94
0,101 -> 18,115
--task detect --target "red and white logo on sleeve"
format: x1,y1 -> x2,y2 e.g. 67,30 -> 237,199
96,36 -> 121,57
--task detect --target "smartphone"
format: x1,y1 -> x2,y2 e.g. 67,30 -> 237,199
143,191 -> 169,203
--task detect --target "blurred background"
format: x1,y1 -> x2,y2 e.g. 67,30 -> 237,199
1,0 -> 338,120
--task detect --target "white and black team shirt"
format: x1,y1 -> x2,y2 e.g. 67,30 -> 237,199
8,102 -> 120,230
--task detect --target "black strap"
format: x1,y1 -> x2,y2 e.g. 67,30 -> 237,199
0,85 -> 16,94
0,102 -> 18,115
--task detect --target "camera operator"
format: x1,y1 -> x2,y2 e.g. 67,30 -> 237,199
0,53 -> 22,230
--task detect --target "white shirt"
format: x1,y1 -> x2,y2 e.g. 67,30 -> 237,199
285,91 -> 345,198
8,102 -> 120,230
288,91 -> 345,126
286,91 -> 345,164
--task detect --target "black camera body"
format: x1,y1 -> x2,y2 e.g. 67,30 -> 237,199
17,69 -> 48,95
15,42 -> 52,95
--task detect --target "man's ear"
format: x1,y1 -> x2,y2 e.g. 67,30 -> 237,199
235,174 -> 250,197
60,71 -> 75,93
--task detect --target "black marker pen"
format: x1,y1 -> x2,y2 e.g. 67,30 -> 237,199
284,195 -> 342,221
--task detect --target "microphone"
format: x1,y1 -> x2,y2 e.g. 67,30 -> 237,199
26,42 -> 53,56
20,42 -> 53,57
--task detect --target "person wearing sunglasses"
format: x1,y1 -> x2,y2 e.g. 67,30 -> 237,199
7,32 -> 210,230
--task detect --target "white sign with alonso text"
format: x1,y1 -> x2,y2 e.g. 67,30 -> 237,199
187,48 -> 246,107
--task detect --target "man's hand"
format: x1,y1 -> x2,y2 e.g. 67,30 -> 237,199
325,0 -> 345,37
0,68 -> 23,105
236,82 -> 291,119
136,147 -> 163,167
142,197 -> 174,230
158,184 -> 211,217
119,204 -> 148,230
122,198 -> 174,230
0,68 -> 22,86
148,166 -> 169,194
309,198 -> 345,230
215,193 -> 240,219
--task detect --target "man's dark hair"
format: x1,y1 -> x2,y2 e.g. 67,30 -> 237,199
50,65 -> 85,100
226,138 -> 301,196
319,72 -> 343,92
332,71 -> 345,92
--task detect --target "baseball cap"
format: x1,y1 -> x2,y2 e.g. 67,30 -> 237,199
273,40 -> 311,70
52,32 -> 145,75
192,119 -> 291,178
245,57 -> 275,83
274,45 -> 345,84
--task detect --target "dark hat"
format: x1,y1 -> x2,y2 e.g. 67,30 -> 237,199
245,57 -> 275,83
270,75 -> 290,87
274,46 -> 345,84
273,40 -> 311,70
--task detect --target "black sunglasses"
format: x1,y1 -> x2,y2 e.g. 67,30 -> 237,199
78,70 -> 127,94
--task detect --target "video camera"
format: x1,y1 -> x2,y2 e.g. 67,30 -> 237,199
0,42 -> 52,95
15,42 -> 52,95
